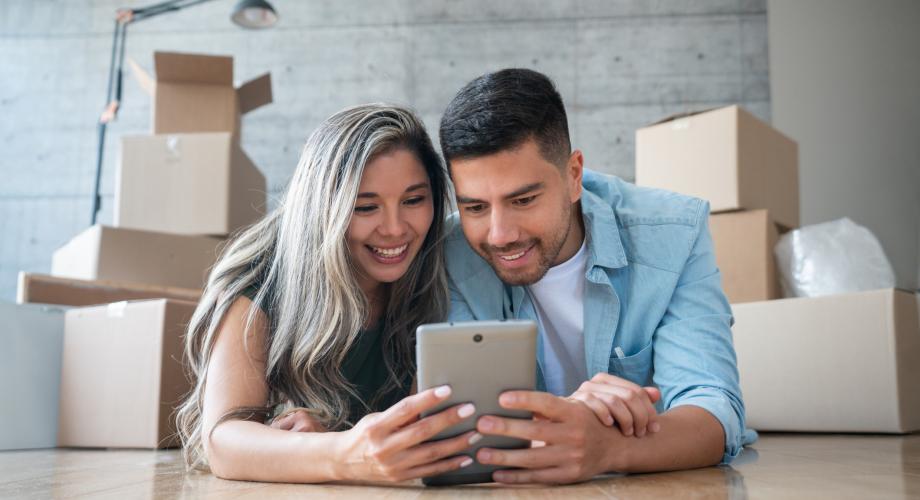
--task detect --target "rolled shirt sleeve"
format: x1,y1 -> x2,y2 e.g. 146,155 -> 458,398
652,203 -> 747,463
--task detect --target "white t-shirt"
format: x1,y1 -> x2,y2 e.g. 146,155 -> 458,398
527,239 -> 588,396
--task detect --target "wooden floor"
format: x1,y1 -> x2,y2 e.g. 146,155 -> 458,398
1,433 -> 918,499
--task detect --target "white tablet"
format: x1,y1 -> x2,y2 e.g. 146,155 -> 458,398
415,320 -> 537,486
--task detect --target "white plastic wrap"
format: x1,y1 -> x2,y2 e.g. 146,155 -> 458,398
774,217 -> 896,298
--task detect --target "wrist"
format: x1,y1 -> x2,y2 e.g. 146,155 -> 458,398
603,427 -> 632,473
324,430 -> 352,481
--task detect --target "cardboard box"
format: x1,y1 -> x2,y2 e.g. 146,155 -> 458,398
58,299 -> 197,448
115,132 -> 266,236
17,272 -> 201,307
636,105 -> 800,228
51,225 -> 222,290
732,289 -> 920,433
128,51 -> 272,137
710,209 -> 787,304
1,303 -> 66,450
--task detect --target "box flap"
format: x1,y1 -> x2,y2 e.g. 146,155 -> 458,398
127,58 -> 155,96
237,73 -> 273,114
645,106 -> 725,127
153,51 -> 233,86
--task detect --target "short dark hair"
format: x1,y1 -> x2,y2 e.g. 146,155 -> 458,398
439,68 -> 571,168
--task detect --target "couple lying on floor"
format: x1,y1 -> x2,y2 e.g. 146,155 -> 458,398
176,68 -> 748,484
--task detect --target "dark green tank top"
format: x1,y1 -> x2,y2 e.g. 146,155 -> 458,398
242,284 -> 411,425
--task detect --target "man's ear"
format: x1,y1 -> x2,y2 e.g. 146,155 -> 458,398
566,150 -> 584,203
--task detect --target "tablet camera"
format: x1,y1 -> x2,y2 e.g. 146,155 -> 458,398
473,334 -> 483,343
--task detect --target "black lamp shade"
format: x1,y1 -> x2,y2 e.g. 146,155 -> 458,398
231,0 -> 278,29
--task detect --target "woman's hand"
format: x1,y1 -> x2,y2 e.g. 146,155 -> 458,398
568,372 -> 662,437
270,409 -> 327,433
334,385 -> 480,482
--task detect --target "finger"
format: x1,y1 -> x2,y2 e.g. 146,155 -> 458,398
377,385 -> 453,430
269,414 -> 293,430
644,386 -> 662,404
619,388 -> 654,437
571,394 -> 613,426
386,402 -> 476,450
476,445 -> 562,469
584,383 -> 652,437
403,454 -> 474,481
477,415 -> 565,443
590,372 -> 642,392
398,430 -> 481,470
492,467 -> 574,485
596,393 -> 634,436
498,391 -> 571,421
290,417 -> 323,433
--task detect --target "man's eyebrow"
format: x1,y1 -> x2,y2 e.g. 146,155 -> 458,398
456,182 -> 545,205
357,182 -> 430,199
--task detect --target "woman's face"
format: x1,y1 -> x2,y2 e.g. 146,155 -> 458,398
346,148 -> 435,295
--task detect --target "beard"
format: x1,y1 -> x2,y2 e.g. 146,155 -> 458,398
476,203 -> 573,286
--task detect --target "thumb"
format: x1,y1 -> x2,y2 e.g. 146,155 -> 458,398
644,386 -> 661,404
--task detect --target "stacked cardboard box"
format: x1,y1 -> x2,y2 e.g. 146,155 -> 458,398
24,51 -> 274,449
636,105 -> 798,304
636,105 -> 920,433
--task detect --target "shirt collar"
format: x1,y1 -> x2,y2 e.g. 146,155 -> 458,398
581,186 -> 628,270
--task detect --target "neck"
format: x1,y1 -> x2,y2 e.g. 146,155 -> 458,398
552,202 -> 585,265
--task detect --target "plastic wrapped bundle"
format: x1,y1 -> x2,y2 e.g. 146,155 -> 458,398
774,218 -> 896,297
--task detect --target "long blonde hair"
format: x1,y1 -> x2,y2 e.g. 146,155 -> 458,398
176,104 -> 450,469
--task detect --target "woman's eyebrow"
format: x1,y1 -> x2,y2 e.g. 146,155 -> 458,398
357,182 -> 430,199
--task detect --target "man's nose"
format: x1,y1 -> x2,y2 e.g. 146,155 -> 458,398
487,208 -> 519,249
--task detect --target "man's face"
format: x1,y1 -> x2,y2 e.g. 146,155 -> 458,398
451,138 -> 583,286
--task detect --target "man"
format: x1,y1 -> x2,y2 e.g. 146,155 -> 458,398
439,68 -> 748,484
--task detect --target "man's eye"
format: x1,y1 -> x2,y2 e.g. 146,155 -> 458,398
465,204 -> 486,214
403,196 -> 426,206
513,195 -> 537,206
354,205 -> 377,213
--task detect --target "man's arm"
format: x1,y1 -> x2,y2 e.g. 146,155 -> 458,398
651,203 -> 745,464
447,270 -> 476,321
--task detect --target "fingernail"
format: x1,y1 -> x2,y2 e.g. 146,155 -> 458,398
637,429 -> 646,438
458,404 -> 476,418
434,385 -> 451,398
478,417 -> 495,431
500,393 -> 517,405
478,450 -> 492,461
468,432 -> 483,445
606,416 -> 614,426
625,427 -> 633,436
459,457 -> 473,468
651,422 -> 661,433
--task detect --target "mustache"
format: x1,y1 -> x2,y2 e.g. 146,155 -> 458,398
481,239 -> 537,255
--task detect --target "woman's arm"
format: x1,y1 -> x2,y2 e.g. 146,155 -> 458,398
201,296 -> 478,483
201,296 -> 344,482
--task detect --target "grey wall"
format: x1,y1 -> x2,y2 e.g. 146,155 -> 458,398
0,0 -> 770,301
768,0 -> 920,291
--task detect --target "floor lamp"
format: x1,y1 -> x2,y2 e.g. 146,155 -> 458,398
90,0 -> 278,225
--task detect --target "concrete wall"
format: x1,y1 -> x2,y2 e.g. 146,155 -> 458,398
0,0 -> 769,301
768,0 -> 920,291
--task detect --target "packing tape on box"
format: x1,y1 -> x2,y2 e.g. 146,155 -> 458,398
107,301 -> 128,318
166,135 -> 181,160
670,118 -> 690,130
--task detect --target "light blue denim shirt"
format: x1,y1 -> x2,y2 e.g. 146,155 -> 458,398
445,169 -> 749,464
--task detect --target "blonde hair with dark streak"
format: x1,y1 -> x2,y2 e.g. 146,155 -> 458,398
176,104 -> 451,469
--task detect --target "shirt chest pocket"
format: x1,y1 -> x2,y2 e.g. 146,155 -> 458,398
607,340 -> 654,386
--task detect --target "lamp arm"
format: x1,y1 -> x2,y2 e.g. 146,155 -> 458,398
90,0 -> 217,225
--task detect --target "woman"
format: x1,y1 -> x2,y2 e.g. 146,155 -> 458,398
176,104 -> 479,483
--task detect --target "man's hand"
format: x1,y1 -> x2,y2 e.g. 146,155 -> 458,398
475,391 -> 624,484
568,372 -> 661,437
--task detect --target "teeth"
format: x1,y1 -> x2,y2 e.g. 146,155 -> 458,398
499,250 -> 526,261
371,244 -> 408,257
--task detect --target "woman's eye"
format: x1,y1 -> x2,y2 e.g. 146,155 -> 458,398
513,195 -> 537,206
354,205 -> 377,213
403,196 -> 426,206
